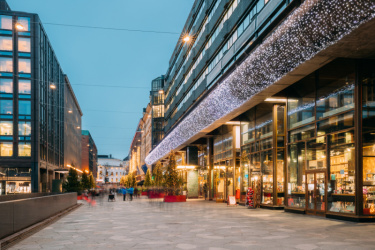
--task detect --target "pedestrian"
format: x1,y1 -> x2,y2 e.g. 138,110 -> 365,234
122,188 -> 126,201
134,187 -> 138,199
128,186 -> 134,201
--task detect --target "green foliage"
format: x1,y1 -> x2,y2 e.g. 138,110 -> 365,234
81,172 -> 90,190
88,173 -> 96,189
63,168 -> 82,193
120,176 -> 127,186
164,151 -> 181,195
125,172 -> 137,188
152,161 -> 164,188
144,169 -> 152,187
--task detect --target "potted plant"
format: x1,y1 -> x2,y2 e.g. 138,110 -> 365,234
164,151 -> 186,202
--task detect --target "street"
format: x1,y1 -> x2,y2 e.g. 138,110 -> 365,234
9,196 -> 375,250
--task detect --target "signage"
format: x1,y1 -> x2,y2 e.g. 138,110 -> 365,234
227,195 -> 237,206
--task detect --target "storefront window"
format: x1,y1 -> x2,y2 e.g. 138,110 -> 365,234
316,60 -> 355,120
213,164 -> 226,201
18,121 -> 31,136
276,150 -> 284,205
327,131 -> 355,213
0,57 -> 12,72
0,141 -> 12,156
18,59 -> 31,74
0,78 -> 12,94
250,153 -> 261,206
19,79 -> 31,95
0,15 -> 12,30
0,121 -> 12,135
287,142 -> 306,208
240,148 -> 249,201
288,74 -> 315,129
18,142 -> 31,157
18,37 -> 30,53
256,104 -> 273,139
306,137 -> 326,170
289,124 -> 315,143
317,112 -> 354,136
226,160 -> 234,197
261,150 -> 273,204
0,36 -> 12,51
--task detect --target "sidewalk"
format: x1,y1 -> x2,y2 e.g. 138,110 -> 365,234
9,195 -> 375,249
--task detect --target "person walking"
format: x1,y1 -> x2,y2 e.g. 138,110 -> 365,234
122,187 -> 127,201
134,187 -> 138,199
128,187 -> 134,201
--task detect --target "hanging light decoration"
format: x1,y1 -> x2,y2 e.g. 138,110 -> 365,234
146,0 -> 375,165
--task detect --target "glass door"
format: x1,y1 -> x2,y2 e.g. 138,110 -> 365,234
306,172 -> 326,215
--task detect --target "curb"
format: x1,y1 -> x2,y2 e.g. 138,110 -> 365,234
0,203 -> 82,250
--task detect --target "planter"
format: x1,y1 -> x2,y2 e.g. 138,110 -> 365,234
149,192 -> 165,199
77,195 -> 82,200
141,191 -> 148,196
164,195 -> 186,202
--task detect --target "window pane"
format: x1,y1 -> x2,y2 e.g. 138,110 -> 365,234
17,17 -> 30,31
18,79 -> 30,94
18,38 -> 30,52
261,150 -> 273,204
18,121 -> 31,136
18,142 -> 31,157
306,137 -> 326,170
0,100 -> 12,114
18,100 -> 30,115
0,78 -> 12,93
0,142 -> 12,156
18,59 -> 30,73
0,121 -> 12,135
0,57 -> 13,72
0,15 -> 12,30
287,142 -> 306,208
0,36 -> 12,51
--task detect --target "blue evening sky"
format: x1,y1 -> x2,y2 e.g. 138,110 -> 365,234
8,0 -> 194,159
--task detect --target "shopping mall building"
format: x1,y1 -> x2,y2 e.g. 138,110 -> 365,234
145,0 -> 375,221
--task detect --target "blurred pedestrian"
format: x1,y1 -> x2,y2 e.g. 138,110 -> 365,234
134,187 -> 138,199
128,187 -> 134,201
122,187 -> 127,201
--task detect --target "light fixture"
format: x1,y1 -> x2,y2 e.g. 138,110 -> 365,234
77,126 -> 80,129
50,84 -> 56,89
15,23 -> 24,30
183,35 -> 191,43
158,90 -> 164,94
176,165 -> 196,170
225,121 -> 241,125
265,98 -> 287,102
68,110 -> 73,114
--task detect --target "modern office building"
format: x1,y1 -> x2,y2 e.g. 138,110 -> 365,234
81,130 -> 98,177
0,0 -> 83,194
64,76 -> 82,175
150,76 -> 165,149
145,0 -> 375,221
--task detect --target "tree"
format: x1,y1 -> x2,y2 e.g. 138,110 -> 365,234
120,176 -> 127,186
131,171 -> 137,187
144,169 -> 152,187
81,172 -> 90,190
88,173 -> 96,189
62,168 -> 82,193
164,151 -> 180,195
153,161 -> 163,188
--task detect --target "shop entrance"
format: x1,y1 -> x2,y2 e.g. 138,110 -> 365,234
306,171 -> 326,216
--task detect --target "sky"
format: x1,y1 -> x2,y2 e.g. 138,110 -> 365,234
8,0 -> 194,159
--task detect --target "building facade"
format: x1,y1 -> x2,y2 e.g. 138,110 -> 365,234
0,0 -> 82,194
97,155 -> 125,185
145,0 -> 375,221
81,130 -> 98,177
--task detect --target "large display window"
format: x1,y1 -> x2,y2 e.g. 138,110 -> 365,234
287,142 -> 306,208
261,150 -> 273,204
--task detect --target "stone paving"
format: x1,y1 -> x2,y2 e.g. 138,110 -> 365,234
9,195 -> 375,250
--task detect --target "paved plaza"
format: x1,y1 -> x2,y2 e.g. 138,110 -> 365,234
9,196 -> 375,250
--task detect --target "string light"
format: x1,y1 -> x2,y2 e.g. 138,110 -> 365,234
145,0 -> 375,165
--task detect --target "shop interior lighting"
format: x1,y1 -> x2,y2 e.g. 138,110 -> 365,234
177,165 -> 196,170
145,0 -> 375,165
264,98 -> 287,102
225,121 -> 241,125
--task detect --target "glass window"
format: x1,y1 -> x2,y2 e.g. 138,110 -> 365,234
18,79 -> 30,94
0,121 -> 12,135
261,150 -> 273,204
0,100 -> 12,114
317,111 -> 354,136
240,109 -> 255,145
287,142 -> 306,208
0,78 -> 12,94
0,57 -> 12,72
0,36 -> 12,51
18,59 -> 30,73
18,38 -> 30,53
287,74 -> 315,129
18,142 -> 31,157
289,124 -> 315,143
256,104 -> 273,139
18,121 -> 31,136
316,60 -> 355,119
0,15 -> 12,30
306,137 -> 326,170
17,17 -> 30,32
327,131 -> 355,214
18,100 -> 30,115
0,142 -> 12,156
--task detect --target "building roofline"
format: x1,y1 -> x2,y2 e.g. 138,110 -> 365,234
65,75 -> 83,116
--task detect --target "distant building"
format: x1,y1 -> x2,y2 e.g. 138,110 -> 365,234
0,0 -> 82,194
81,130 -> 98,177
97,155 -> 125,185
